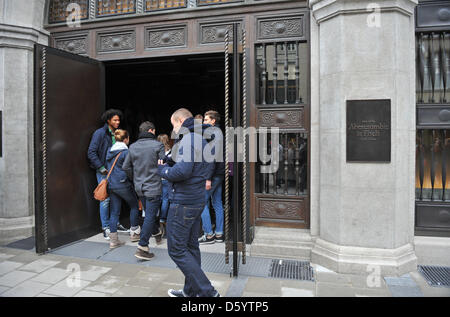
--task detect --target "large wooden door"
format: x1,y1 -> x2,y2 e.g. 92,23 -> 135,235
34,44 -> 105,253
250,13 -> 310,229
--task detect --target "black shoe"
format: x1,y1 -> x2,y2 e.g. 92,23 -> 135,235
168,289 -> 186,297
134,247 -> 155,261
215,235 -> 224,243
198,234 -> 215,244
117,223 -> 130,233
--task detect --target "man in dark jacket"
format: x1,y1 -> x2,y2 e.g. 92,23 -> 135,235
157,108 -> 219,298
87,109 -> 128,239
122,121 -> 165,260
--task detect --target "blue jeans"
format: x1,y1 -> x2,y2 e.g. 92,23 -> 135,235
167,203 -> 217,297
201,176 -> 224,236
139,196 -> 161,247
160,180 -> 170,223
109,186 -> 140,233
96,172 -> 110,229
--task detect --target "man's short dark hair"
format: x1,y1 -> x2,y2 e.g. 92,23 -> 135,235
101,109 -> 123,123
139,121 -> 156,133
205,110 -> 220,125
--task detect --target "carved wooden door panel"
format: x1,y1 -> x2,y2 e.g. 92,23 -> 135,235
251,14 -> 310,229
34,44 -> 105,253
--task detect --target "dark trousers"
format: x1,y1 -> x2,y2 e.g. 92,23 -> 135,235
138,196 -> 161,247
166,203 -> 216,297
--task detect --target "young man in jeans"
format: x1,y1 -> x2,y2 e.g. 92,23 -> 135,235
157,108 -> 219,297
198,110 -> 225,244
122,121 -> 165,260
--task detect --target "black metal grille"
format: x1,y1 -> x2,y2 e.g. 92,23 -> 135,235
418,265 -> 450,287
269,259 -> 314,281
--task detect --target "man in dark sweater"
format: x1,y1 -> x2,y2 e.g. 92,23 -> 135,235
157,108 -> 219,297
122,121 -> 165,260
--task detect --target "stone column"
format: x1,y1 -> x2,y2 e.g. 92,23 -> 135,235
309,0 -> 418,275
0,0 -> 49,245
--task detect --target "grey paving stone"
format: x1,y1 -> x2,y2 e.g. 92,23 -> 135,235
18,259 -> 60,273
0,270 -> 37,287
225,276 -> 248,297
353,287 -> 392,297
31,267 -> 72,285
79,265 -> 112,282
0,286 -> 10,295
36,293 -> 59,297
104,263 -> 143,278
51,241 -> 110,260
244,277 -> 282,296
43,279 -> 91,297
1,280 -> 51,297
316,282 -> 356,297
315,272 -> 352,285
0,253 -> 15,261
126,271 -> 168,289
0,261 -> 24,275
75,290 -> 110,297
7,252 -> 42,264
241,291 -> 277,297
384,274 -> 418,287
148,281 -> 184,297
84,275 -> 130,294
112,285 -> 153,297
387,285 -> 424,297
281,287 -> 314,297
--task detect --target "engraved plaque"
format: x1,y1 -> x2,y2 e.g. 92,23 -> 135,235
257,16 -> 304,40
146,26 -> 187,49
97,30 -> 136,53
54,35 -> 88,55
257,108 -> 304,129
199,22 -> 241,44
346,100 -> 391,162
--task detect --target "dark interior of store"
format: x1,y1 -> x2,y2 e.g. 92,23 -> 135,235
103,53 -> 226,228
105,53 -> 226,142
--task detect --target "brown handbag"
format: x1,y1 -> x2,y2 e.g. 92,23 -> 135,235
93,152 -> 122,201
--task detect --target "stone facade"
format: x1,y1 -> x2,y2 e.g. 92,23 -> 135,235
0,0 -> 49,244
309,0 -> 418,275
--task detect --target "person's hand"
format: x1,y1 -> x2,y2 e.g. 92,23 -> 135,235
99,166 -> 108,176
158,159 -> 165,165
206,180 -> 212,190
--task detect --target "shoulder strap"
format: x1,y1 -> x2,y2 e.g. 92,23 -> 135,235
106,152 -> 122,180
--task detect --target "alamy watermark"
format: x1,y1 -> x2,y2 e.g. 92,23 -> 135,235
66,3 -> 82,28
367,3 -> 381,28
169,124 -> 282,174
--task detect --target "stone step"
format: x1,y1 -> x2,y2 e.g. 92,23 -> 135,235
250,227 -> 314,260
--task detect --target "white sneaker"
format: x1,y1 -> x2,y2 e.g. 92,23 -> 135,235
103,228 -> 111,240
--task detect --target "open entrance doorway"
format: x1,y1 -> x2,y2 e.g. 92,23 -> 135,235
105,54 -> 225,142
104,54 -> 226,228
34,44 -> 226,253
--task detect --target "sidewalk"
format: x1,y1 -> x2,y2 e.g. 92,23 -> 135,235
0,233 -> 449,297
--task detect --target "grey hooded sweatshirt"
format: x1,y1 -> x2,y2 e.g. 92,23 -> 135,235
122,132 -> 165,198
